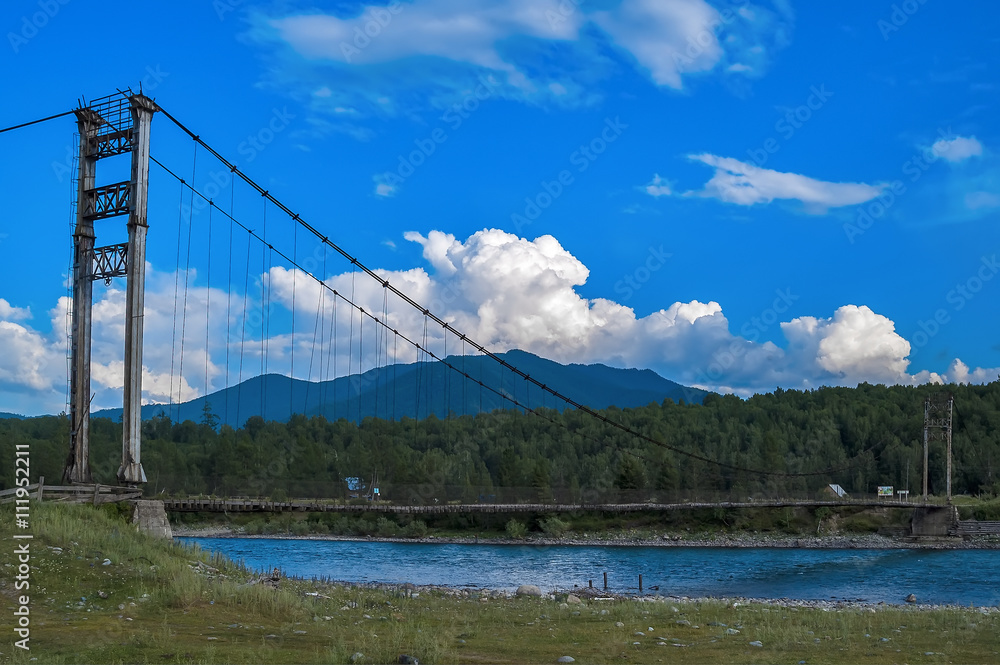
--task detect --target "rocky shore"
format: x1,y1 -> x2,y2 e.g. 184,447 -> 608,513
232,574 -> 1000,614
172,525 -> 1000,549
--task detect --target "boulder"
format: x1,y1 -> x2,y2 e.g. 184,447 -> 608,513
566,594 -> 582,605
905,594 -> 917,603
516,585 -> 543,597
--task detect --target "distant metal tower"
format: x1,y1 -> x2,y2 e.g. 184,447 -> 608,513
63,92 -> 156,486
922,393 -> 954,503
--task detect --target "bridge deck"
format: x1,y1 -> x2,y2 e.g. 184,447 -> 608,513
162,498 -> 924,514
953,520 -> 1000,536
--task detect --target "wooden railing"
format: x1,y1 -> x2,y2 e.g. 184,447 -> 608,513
0,478 -> 142,506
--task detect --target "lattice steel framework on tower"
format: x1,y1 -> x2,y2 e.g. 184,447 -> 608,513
922,392 -> 954,503
63,91 -> 155,486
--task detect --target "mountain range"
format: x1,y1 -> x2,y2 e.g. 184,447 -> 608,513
93,350 -> 710,427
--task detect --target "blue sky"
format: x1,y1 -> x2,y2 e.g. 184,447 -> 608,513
1,0 -> 999,416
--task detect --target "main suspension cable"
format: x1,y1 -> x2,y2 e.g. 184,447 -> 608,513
148,137 -> 876,478
0,109 -> 74,135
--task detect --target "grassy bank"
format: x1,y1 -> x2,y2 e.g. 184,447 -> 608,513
3,503 -> 1000,664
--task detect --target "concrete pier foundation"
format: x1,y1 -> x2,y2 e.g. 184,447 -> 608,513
910,505 -> 958,537
131,500 -> 173,539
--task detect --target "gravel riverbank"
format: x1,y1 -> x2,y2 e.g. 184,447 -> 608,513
172,525 -> 1000,549
229,575 -> 1000,614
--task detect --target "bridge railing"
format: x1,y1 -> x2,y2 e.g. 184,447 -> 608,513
140,477 -> 928,507
0,480 -> 142,505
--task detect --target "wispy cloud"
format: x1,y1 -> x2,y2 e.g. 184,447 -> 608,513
965,191 -> 1000,210
643,173 -> 672,198
249,0 -> 794,127
373,174 -> 398,198
932,135 -> 983,163
677,154 -> 886,212
269,1 -> 578,73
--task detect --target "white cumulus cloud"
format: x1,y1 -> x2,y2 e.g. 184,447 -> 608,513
3,229 -> 997,416
0,298 -> 31,321
267,229 -> 1000,397
0,320 -> 63,394
781,305 -> 911,385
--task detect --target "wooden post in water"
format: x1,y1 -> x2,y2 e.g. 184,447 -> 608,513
588,580 -> 593,588
639,574 -> 643,593
603,572 -> 608,589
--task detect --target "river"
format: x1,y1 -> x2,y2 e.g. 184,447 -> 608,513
180,537 -> 1000,606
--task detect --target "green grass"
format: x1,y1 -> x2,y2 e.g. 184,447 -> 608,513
957,496 -> 1000,521
3,503 -> 1000,664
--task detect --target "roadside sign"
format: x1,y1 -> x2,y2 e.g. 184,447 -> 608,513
877,486 -> 893,497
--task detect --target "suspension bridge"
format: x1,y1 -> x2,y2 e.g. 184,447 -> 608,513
0,90 -> 963,533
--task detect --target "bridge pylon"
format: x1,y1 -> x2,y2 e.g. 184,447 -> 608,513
63,91 -> 156,486
922,392 -> 953,503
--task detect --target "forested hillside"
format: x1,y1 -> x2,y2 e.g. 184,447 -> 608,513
3,380 -> 998,502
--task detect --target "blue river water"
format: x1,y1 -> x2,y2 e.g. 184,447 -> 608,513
180,537 -> 1000,607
